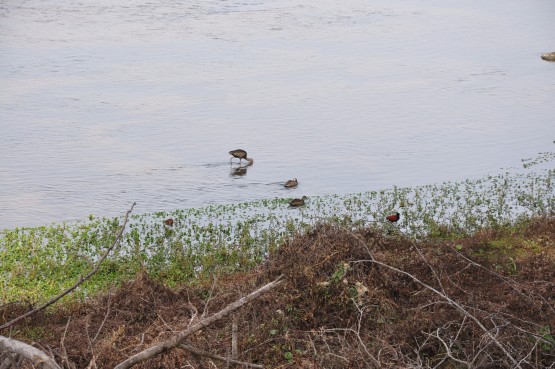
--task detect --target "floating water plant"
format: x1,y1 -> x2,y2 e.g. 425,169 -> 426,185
1,155 -> 553,304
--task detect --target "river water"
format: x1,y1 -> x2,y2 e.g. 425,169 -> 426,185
1,0 -> 554,229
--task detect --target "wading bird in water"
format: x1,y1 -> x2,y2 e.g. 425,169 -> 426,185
386,212 -> 400,223
284,178 -> 298,188
229,149 -> 254,165
289,196 -> 307,207
163,218 -> 174,226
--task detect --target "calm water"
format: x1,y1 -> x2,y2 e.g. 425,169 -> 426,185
1,0 -> 554,229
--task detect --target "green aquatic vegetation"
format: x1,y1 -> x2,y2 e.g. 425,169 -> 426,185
522,151 -> 555,169
0,217 -> 123,303
1,156 -> 554,304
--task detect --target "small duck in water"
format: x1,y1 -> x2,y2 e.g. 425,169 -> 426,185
541,52 -> 555,62
163,218 -> 174,226
229,149 -> 254,165
284,178 -> 298,188
289,196 -> 307,207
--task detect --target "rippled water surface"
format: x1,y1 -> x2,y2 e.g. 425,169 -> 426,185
1,0 -> 554,229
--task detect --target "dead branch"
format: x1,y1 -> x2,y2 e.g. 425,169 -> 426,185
411,240 -> 446,294
179,343 -> 263,368
93,289 -> 113,343
452,248 -> 555,317
59,316 -> 75,369
231,314 -> 238,359
201,273 -> 219,319
0,336 -> 61,369
424,328 -> 470,367
351,258 -> 521,368
0,202 -> 136,332
0,352 -> 19,369
85,320 -> 98,369
114,275 -> 284,369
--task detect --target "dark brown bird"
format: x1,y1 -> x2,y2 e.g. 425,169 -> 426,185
229,149 -> 254,165
284,178 -> 298,188
386,212 -> 400,223
163,218 -> 174,226
289,196 -> 307,207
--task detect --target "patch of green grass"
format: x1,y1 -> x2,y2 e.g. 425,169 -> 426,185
19,326 -> 50,341
539,326 -> 555,350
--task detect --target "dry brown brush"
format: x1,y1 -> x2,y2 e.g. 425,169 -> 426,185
1,218 -> 555,368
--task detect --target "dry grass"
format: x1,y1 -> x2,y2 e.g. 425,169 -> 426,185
2,217 -> 555,368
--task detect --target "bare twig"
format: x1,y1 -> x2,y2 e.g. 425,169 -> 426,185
92,289 -> 113,343
451,247 -> 555,316
424,328 -> 470,367
185,302 -> 198,329
59,316 -> 72,369
350,298 -> 380,366
0,203 -> 136,331
179,343 -> 263,368
85,320 -> 98,369
411,240 -> 446,294
0,336 -> 61,369
515,337 -> 541,369
201,273 -> 219,319
231,314 -> 238,359
320,326 -> 379,367
0,353 -> 18,369
352,258 -> 521,368
114,275 -> 284,369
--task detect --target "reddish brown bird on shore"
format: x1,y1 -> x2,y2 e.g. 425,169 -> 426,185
163,218 -> 174,226
386,212 -> 400,223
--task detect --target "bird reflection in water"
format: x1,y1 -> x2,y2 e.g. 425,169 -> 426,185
229,149 -> 253,177
230,165 -> 248,176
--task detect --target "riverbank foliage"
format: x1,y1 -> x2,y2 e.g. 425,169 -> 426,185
2,217 -> 554,368
1,153 -> 554,367
1,162 -> 553,304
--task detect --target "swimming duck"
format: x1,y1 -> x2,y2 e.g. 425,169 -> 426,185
289,196 -> 307,207
541,52 -> 555,62
284,178 -> 298,188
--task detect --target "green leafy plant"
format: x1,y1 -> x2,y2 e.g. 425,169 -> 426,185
1,156 -> 553,304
